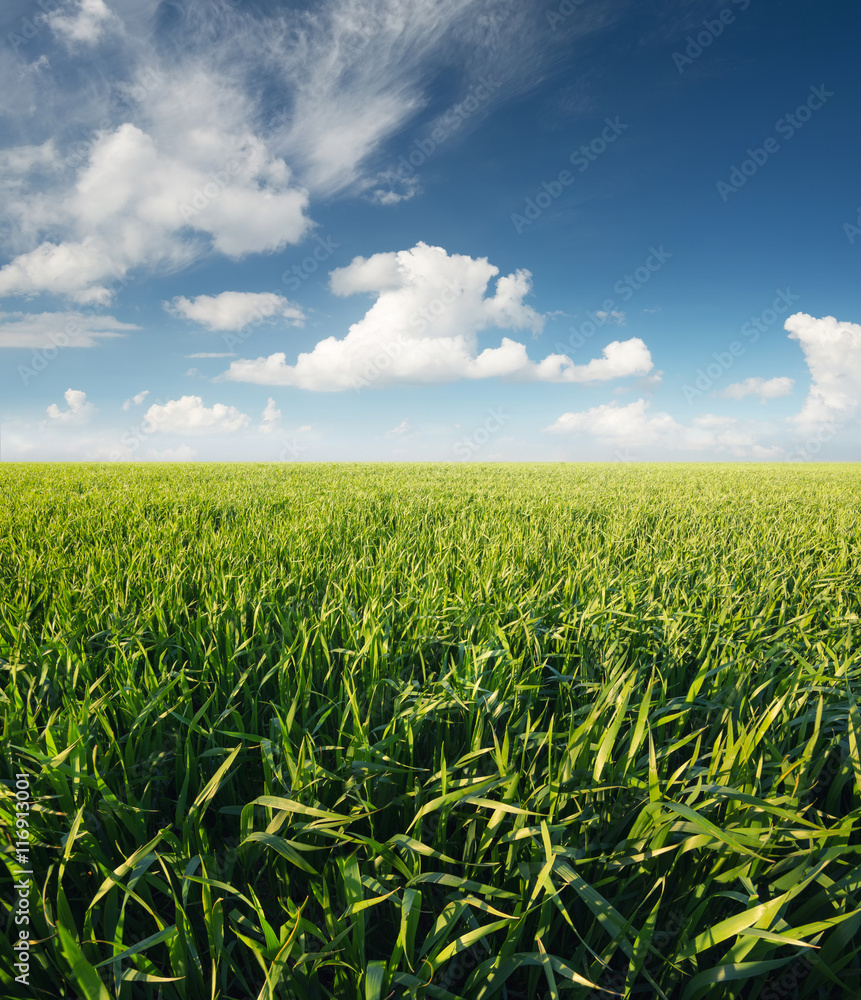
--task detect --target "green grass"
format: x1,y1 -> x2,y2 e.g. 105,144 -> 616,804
1,462 -> 860,999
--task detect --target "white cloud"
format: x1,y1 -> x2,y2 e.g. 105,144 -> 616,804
142,395 -> 250,435
546,399 -> 684,447
595,310 -> 625,324
785,313 -> 861,433
168,291 -> 305,332
0,141 -> 57,186
0,0 -> 617,303
2,433 -> 37,458
122,389 -> 150,411
545,399 -> 778,456
260,397 -> 282,434
721,376 -> 794,401
46,388 -> 95,424
43,0 -> 117,47
363,172 -> 421,206
146,444 -> 198,462
223,243 -> 653,390
0,310 -> 137,348
385,419 -> 413,438
530,339 -> 654,384
0,102 -> 311,303
263,0 -> 542,196
691,413 -> 736,430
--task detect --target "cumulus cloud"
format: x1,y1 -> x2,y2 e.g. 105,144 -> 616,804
0,0 -> 644,316
168,291 -> 305,332
223,243 -> 654,390
530,339 -> 654,384
545,399 -> 778,456
142,395 -> 250,435
785,313 -> 861,433
46,388 -> 95,424
0,101 -> 311,303
721,376 -> 794,401
121,390 -> 149,411
546,399 -> 684,447
43,0 -> 117,47
0,310 -> 138,348
260,397 -> 282,434
595,310 -> 625,324
0,0 -> 611,304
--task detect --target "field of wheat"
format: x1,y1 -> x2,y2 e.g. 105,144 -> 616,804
1,463 -> 860,999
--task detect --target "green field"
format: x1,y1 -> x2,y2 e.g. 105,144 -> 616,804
2,463 -> 861,999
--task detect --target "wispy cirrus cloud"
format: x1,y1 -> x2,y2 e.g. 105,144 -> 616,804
0,310 -> 137,347
0,0 -> 618,305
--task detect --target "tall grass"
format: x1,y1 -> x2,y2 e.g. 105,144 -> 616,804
1,462 -> 860,999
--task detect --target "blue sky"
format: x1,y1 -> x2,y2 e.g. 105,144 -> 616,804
0,0 -> 858,462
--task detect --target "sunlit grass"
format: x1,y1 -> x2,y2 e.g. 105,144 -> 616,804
1,462 -> 860,999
